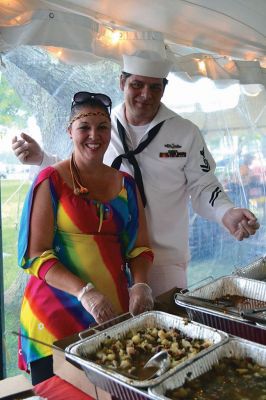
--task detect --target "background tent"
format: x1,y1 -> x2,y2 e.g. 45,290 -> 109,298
0,0 -> 266,380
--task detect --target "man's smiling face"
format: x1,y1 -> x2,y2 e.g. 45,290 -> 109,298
120,74 -> 165,126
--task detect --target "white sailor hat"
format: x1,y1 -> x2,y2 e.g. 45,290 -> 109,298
122,50 -> 171,78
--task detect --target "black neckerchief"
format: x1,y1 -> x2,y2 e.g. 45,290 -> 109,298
111,119 -> 165,207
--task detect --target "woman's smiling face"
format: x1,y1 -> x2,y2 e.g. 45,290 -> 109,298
68,106 -> 111,163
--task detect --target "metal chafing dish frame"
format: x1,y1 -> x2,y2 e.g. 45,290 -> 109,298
234,255 -> 266,281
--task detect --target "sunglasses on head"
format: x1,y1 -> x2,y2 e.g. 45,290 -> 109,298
71,91 -> 112,114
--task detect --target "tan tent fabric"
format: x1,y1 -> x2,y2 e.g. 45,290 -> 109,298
0,0 -> 265,84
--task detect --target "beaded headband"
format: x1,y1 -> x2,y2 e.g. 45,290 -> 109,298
68,111 -> 110,128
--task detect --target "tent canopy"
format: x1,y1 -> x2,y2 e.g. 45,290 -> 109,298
0,0 -> 265,84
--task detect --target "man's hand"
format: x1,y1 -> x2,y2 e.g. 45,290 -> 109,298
222,207 -> 260,241
11,133 -> 43,165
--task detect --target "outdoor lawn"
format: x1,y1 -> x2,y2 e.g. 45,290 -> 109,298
1,178 -> 30,377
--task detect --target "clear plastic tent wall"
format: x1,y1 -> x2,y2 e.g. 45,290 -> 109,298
2,45 -> 266,281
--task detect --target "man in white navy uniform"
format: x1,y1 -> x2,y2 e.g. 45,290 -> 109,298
12,51 -> 260,297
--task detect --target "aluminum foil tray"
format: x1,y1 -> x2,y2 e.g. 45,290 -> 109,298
65,311 -> 228,394
234,256 -> 266,281
175,275 -> 266,344
148,337 -> 266,400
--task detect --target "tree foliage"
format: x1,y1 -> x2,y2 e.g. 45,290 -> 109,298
0,74 -> 30,129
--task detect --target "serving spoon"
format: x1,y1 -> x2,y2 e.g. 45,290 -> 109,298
143,350 -> 170,376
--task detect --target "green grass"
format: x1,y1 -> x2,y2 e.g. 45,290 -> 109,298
2,179 -> 30,289
1,178 -> 30,377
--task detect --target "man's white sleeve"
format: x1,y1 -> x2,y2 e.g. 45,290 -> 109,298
29,152 -> 61,178
41,152 -> 61,168
185,125 -> 234,225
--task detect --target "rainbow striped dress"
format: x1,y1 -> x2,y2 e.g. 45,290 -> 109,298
18,166 -> 139,371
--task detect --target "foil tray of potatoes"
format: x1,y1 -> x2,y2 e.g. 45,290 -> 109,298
65,311 -> 228,388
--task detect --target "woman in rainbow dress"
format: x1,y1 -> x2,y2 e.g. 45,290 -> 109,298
17,91 -> 154,384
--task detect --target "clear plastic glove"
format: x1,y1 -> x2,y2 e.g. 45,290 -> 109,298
11,133 -> 43,165
222,207 -> 260,241
128,283 -> 154,316
81,289 -> 117,324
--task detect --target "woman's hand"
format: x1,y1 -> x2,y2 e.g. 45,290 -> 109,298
80,289 -> 117,323
128,283 -> 154,315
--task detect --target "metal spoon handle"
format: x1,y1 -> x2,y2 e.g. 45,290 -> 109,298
10,331 -> 85,359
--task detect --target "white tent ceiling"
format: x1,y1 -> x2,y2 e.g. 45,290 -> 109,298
0,0 -> 265,84
42,0 -> 266,60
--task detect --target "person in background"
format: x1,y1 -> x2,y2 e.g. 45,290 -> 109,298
17,92 -> 154,384
12,50 -> 260,298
